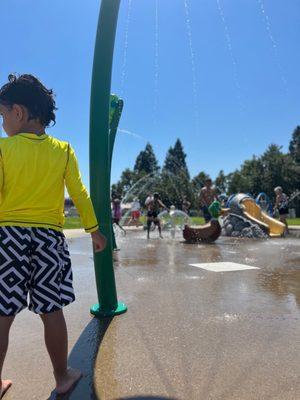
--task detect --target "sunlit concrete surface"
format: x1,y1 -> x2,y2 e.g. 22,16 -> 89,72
3,229 -> 300,399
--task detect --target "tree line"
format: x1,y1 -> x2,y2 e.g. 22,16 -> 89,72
111,127 -> 300,214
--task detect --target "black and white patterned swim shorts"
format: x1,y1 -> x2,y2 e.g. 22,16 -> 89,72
0,226 -> 75,316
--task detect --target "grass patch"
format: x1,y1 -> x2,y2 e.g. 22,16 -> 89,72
287,218 -> 300,226
190,217 -> 205,225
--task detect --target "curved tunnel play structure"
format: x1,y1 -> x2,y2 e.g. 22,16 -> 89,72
229,193 -> 285,237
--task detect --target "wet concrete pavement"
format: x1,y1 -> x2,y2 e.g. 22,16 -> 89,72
3,229 -> 300,399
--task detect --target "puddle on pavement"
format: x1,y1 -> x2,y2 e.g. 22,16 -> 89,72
68,231 -> 300,309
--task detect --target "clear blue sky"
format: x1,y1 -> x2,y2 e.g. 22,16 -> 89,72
1,0 -> 299,187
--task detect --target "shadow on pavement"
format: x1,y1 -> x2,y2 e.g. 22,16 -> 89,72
47,317 -> 112,400
117,397 -> 180,400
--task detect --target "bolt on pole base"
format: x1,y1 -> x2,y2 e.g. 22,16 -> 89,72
90,302 -> 127,318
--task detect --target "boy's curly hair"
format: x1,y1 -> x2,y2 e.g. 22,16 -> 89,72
0,74 -> 57,127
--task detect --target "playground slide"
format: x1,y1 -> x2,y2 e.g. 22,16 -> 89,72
241,198 -> 285,237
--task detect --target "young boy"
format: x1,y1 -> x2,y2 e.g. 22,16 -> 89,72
0,74 -> 106,397
129,198 -> 141,227
145,192 -> 168,239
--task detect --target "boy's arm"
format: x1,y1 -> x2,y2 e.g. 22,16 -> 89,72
0,151 -> 3,199
64,145 -> 99,233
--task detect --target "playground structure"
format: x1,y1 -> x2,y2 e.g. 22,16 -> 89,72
183,201 -> 225,243
183,193 -> 286,243
158,208 -> 191,236
183,220 -> 222,243
225,193 -> 286,238
256,192 -> 272,215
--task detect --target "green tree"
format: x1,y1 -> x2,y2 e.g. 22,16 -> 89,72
259,144 -> 286,197
163,139 -> 190,178
289,126 -> 300,164
112,143 -> 160,201
281,155 -> 300,195
191,171 -> 210,193
215,170 -> 227,194
134,143 -> 159,175
226,146 -> 287,197
226,144 -> 299,199
160,139 -> 192,207
239,157 -> 264,196
227,170 -> 248,194
111,168 -> 136,199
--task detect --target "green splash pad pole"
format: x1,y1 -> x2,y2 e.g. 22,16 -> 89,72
90,0 -> 127,317
109,96 -> 124,251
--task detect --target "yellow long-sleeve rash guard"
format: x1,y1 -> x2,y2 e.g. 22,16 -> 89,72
0,133 -> 99,233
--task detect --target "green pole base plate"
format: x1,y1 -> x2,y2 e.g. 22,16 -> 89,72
90,302 -> 127,318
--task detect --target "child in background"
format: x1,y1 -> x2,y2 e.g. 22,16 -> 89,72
146,192 -> 168,239
0,74 -> 106,397
274,186 -> 289,233
111,195 -> 126,235
129,198 -> 141,227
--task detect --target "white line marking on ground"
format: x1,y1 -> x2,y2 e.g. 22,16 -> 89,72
189,262 -> 260,272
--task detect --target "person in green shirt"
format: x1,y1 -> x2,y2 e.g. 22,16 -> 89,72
0,74 -> 106,398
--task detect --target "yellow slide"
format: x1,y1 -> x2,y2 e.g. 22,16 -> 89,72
241,198 -> 285,237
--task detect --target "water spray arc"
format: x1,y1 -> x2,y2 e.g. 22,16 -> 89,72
257,0 -> 288,93
183,0 -> 199,131
120,0 -> 132,98
216,0 -> 244,112
153,0 -> 159,126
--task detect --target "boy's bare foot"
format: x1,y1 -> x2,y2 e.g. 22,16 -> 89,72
56,368 -> 82,395
0,380 -> 12,398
